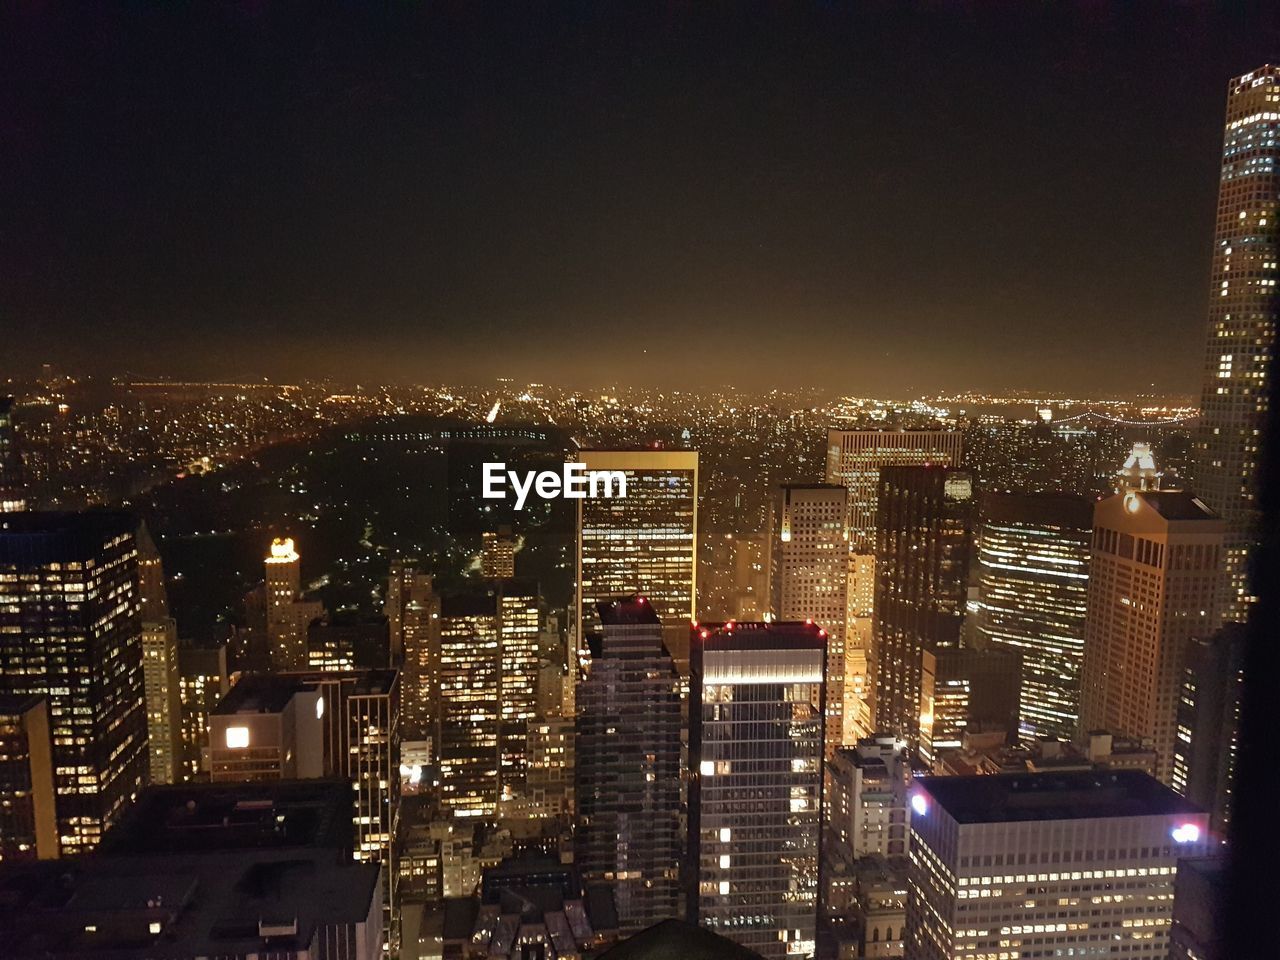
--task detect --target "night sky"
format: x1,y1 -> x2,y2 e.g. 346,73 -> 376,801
3,3 -> 1278,395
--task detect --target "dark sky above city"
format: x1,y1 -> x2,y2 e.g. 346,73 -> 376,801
3,3 -> 1278,395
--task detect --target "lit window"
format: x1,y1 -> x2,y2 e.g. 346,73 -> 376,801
225,726 -> 250,749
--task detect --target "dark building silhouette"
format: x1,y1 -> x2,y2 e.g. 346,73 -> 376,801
575,597 -> 682,933
872,466 -> 974,750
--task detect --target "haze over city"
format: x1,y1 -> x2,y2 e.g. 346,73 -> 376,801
4,3 -> 1278,393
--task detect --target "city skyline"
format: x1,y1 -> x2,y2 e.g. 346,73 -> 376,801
0,12 -> 1275,959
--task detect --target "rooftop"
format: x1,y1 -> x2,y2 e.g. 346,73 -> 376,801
598,919 -> 764,959
0,511 -> 137,565
99,780 -> 354,855
918,770 -> 1203,824
0,849 -> 378,959
598,595 -> 661,626
1133,489 -> 1219,522
694,620 -> 828,651
213,673 -> 316,715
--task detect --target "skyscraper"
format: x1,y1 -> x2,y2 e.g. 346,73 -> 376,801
975,492 -> 1092,742
176,643 -> 230,781
907,771 -> 1211,960
137,524 -> 181,785
575,597 -> 682,933
872,467 -> 973,751
0,397 -> 25,513
385,565 -> 440,740
1192,65 -> 1280,620
497,579 -> 541,805
480,526 -> 517,578
1078,490 -> 1224,784
0,695 -> 58,861
575,449 -> 698,655
826,429 -> 963,725
688,619 -> 825,960
771,484 -> 849,753
0,512 -> 147,854
437,590 -> 502,817
264,537 -> 323,670
1172,623 -> 1245,837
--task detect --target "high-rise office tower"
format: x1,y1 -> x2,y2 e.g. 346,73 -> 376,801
264,537 -> 323,670
177,643 -> 230,781
437,590 -> 502,817
1172,623 -> 1245,837
1192,65 -> 1280,620
136,524 -> 181,785
1116,441 -> 1162,492
826,429 -> 962,724
386,566 -> 440,740
771,484 -> 849,754
142,619 -> 182,785
0,512 -> 147,854
481,526 -> 517,578
688,620 -> 825,960
918,647 -> 1021,768
975,492 -> 1092,742
576,597 -> 682,933
907,770 -> 1211,960
497,579 -> 540,804
0,695 -> 58,860
872,467 -> 973,751
575,449 -> 698,655
431,579 -> 542,818
0,396 -> 25,513
1079,490 -> 1224,784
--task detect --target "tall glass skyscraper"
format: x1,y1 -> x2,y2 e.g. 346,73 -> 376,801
976,492 -> 1092,743
0,397 -> 24,513
1192,65 -> 1280,621
576,449 -> 698,656
688,619 -> 825,960
575,596 -> 682,933
872,466 -> 973,750
0,512 -> 147,854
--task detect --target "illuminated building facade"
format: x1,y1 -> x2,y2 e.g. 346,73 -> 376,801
771,484 -> 849,753
386,565 -> 440,739
918,647 -> 1021,769
825,735 -> 911,861
208,675 -> 326,782
1078,490 -> 1224,784
975,493 -> 1092,742
136,522 -> 182,785
0,512 -> 147,855
575,449 -> 698,655
688,620 -> 825,960
0,695 -> 58,861
437,590 -> 502,817
575,597 -> 682,933
826,430 -> 962,725
176,643 -> 229,781
264,537 -> 323,670
0,396 -> 25,513
1192,65 -> 1280,621
524,716 -> 574,819
1172,624 -> 1245,837
498,579 -> 541,803
907,771 -> 1211,960
872,467 -> 973,752
480,526 -> 517,578
142,619 -> 182,785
